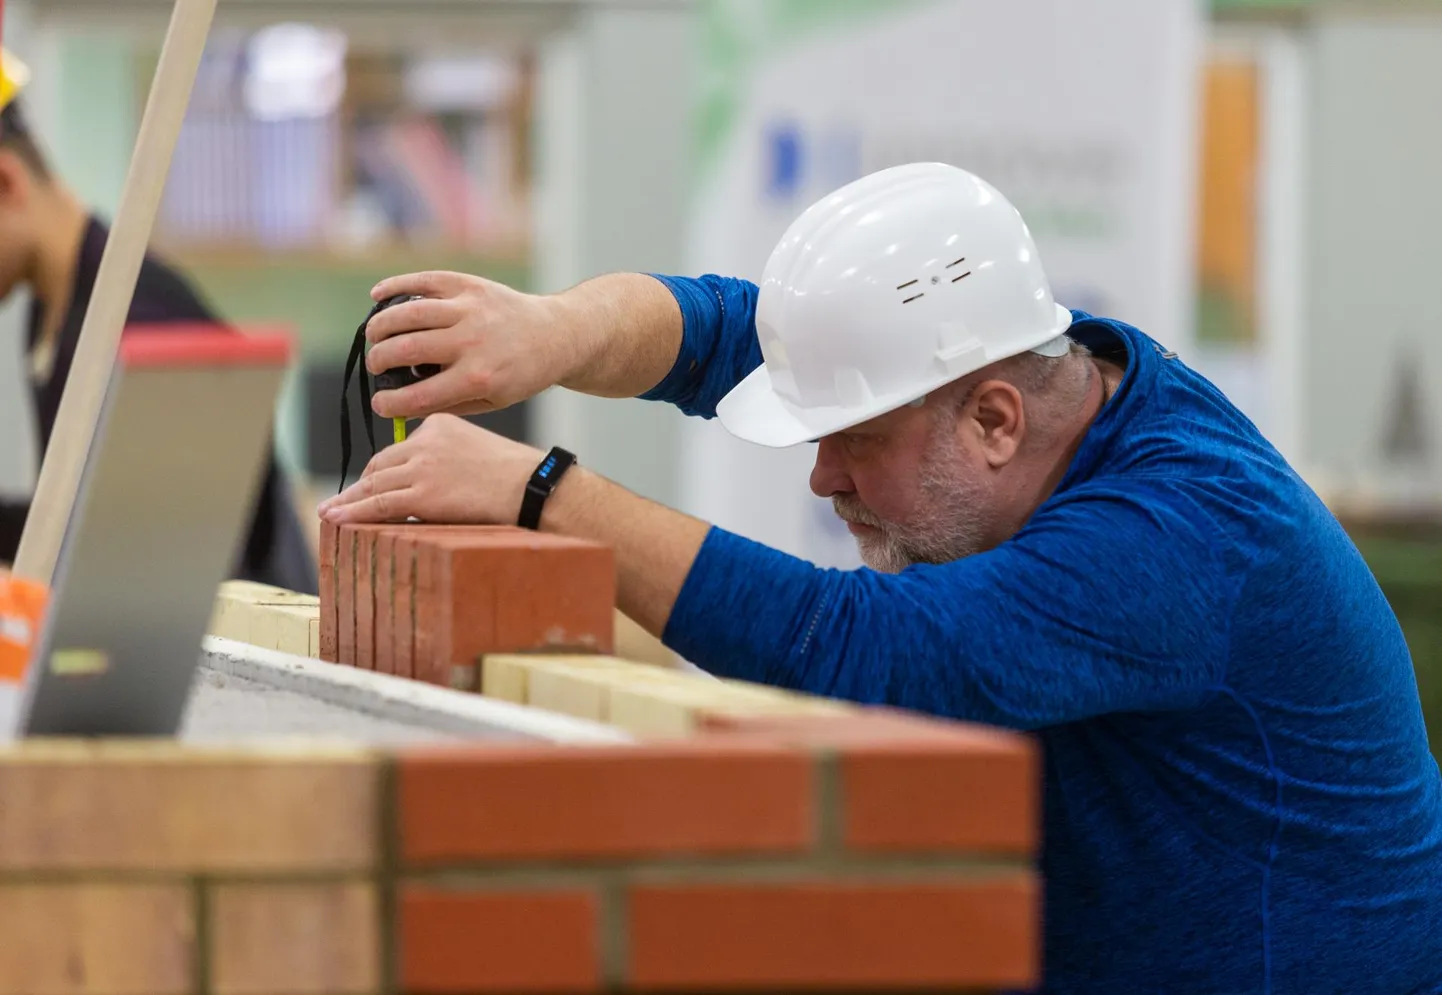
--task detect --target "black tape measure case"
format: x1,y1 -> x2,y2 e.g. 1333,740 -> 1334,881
337,294 -> 440,491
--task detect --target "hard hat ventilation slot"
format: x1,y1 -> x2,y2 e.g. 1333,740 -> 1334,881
894,277 -> 925,304
951,270 -> 972,283
945,257 -> 967,268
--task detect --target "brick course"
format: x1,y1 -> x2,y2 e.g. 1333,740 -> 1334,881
0,712 -> 1040,993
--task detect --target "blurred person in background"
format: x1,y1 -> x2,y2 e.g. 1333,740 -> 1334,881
323,162 -> 1442,995
0,50 -> 315,593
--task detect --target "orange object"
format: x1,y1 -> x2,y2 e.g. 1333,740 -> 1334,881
0,573 -> 49,683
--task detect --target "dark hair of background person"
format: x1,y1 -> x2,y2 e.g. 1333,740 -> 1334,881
0,99 -> 53,179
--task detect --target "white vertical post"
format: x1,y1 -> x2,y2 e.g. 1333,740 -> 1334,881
529,3 -> 695,508
1257,29 -> 1309,476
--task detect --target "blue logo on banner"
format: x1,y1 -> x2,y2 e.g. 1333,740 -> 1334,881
763,122 -> 864,203
765,122 -> 804,200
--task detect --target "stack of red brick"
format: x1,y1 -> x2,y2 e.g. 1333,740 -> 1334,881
0,708 -> 1040,993
319,522 -> 615,688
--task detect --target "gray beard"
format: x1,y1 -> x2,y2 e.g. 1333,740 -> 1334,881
831,434 -> 991,574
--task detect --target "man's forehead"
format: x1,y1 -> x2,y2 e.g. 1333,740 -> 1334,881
833,396 -> 938,438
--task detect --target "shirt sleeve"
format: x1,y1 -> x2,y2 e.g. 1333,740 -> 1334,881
662,479 -> 1236,730
639,274 -> 764,419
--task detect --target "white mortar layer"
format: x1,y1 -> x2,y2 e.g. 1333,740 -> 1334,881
199,637 -> 635,745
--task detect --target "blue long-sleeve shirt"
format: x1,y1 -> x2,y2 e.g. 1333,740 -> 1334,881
643,273 -> 1442,995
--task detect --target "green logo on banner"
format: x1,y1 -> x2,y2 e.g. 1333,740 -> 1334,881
696,0 -> 932,183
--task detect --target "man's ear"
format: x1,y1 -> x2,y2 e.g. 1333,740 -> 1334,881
963,379 -> 1025,467
0,149 -> 34,207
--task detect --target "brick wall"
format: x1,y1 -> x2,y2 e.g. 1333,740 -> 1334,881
0,709 -> 1040,993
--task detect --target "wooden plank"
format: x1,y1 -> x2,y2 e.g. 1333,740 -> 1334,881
480,655 -> 531,704
248,604 -> 318,657
11,0 -> 221,586
613,609 -> 679,668
209,582 -> 321,658
478,654 -> 854,737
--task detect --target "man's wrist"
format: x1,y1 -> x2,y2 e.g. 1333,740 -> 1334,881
532,460 -> 595,534
547,291 -> 600,393
516,446 -> 578,530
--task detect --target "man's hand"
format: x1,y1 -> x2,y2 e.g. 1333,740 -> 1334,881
363,271 -> 582,421
361,270 -> 686,419
317,414 -> 543,526
315,412 -> 712,638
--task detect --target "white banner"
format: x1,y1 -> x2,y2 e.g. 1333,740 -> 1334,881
680,0 -> 1205,566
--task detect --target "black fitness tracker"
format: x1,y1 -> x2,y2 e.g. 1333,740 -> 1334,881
518,446 -> 577,530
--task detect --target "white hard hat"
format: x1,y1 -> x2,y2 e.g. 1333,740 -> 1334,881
716,162 -> 1073,448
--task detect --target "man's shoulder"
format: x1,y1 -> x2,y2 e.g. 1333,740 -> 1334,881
83,216 -> 223,328
131,251 -> 222,326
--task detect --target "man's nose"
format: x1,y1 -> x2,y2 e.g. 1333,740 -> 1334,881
809,436 -> 854,498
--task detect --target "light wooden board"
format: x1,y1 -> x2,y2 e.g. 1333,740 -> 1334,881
481,652 -> 854,737
209,581 -> 321,658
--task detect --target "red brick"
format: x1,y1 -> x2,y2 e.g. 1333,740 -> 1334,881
413,539 -> 438,681
336,525 -> 356,665
373,531 -> 396,674
389,527 -> 510,680
627,875 -> 1039,991
707,710 -> 1039,856
393,535 -> 418,680
842,736 -> 1038,856
356,529 -> 378,671
397,742 -> 813,864
480,540 -> 614,653
399,886 -> 600,993
411,533 -> 614,684
318,520 -> 339,662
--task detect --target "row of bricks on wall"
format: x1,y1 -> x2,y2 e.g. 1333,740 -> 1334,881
0,710 -> 1039,994
319,521 -> 617,685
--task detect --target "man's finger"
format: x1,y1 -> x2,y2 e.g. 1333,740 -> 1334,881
365,328 -> 463,377
359,442 -> 413,479
364,297 -> 461,344
371,271 -> 469,302
322,486 -> 420,525
445,399 -> 500,418
320,463 -> 414,515
371,365 -> 498,420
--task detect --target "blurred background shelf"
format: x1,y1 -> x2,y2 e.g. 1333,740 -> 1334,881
163,243 -> 532,362
1337,513 -> 1442,759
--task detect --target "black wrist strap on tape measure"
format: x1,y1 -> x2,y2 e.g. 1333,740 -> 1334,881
338,294 -> 438,493
338,310 -> 380,494
518,447 -> 577,530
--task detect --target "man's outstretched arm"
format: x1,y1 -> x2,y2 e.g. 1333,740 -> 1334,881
360,269 -> 761,422
316,414 -> 711,635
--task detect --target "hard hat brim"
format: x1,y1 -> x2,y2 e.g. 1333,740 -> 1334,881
716,303 -> 1075,449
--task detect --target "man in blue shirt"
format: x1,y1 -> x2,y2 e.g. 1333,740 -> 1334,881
321,163 -> 1442,994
